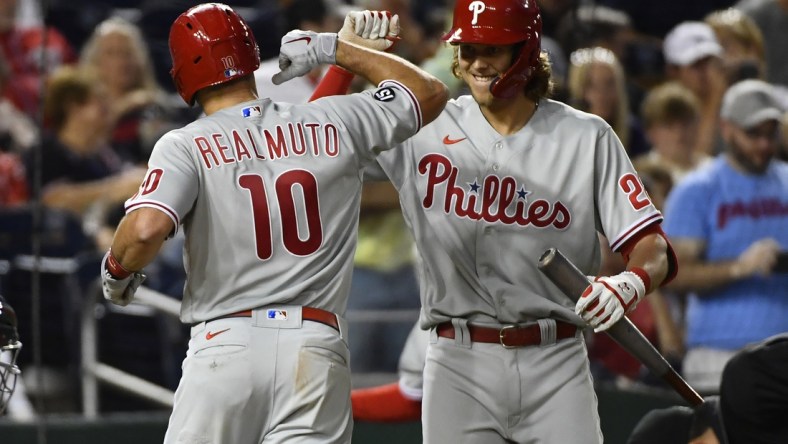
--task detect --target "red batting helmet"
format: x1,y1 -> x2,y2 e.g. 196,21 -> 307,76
442,0 -> 542,99
169,3 -> 261,106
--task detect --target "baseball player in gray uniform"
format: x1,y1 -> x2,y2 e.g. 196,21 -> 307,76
314,1 -> 678,442
99,3 -> 448,443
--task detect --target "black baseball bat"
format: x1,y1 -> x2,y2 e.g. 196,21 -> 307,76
537,248 -> 704,407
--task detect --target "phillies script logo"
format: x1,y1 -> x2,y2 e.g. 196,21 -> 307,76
419,154 -> 570,228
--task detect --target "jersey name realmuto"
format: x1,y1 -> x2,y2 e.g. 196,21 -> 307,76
125,81 -> 421,324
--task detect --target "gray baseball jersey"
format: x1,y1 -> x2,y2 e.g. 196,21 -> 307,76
375,97 -> 658,443
376,97 -> 661,329
125,81 -> 422,324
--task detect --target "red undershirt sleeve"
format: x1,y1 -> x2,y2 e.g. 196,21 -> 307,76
309,66 -> 355,102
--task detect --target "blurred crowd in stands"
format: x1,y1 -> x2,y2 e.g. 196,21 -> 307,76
0,0 -> 786,423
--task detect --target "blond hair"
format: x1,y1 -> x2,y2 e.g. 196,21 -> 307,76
705,8 -> 765,61
79,17 -> 161,95
567,47 -> 630,147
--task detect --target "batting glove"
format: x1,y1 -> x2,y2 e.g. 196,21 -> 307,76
338,10 -> 400,52
575,271 -> 646,333
272,30 -> 337,85
101,251 -> 146,307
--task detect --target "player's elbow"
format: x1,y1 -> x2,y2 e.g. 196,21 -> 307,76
417,80 -> 449,126
124,208 -> 174,246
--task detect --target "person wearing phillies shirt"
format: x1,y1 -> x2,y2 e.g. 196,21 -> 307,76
664,79 -> 788,395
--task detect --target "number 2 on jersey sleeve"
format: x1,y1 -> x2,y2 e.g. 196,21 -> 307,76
619,173 -> 651,210
239,170 -> 323,260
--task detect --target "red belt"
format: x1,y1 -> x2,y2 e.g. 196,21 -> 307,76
436,320 -> 577,348
205,307 -> 340,332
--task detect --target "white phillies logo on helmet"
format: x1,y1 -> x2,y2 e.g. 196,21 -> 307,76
469,1 -> 486,25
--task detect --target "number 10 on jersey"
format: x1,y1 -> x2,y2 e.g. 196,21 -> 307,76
239,170 -> 323,260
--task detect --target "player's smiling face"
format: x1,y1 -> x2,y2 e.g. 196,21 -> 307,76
457,43 -> 515,105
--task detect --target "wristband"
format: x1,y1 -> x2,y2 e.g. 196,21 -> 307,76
106,250 -> 131,279
627,267 -> 651,292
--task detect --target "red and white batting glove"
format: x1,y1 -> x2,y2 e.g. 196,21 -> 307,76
101,250 -> 146,307
575,271 -> 646,333
338,10 -> 400,52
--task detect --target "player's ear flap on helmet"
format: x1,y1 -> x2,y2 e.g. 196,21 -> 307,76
168,3 -> 261,106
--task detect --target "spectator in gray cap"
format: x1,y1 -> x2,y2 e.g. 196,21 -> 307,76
662,78 -> 788,394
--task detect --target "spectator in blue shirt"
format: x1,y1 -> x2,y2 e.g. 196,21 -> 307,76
663,79 -> 788,394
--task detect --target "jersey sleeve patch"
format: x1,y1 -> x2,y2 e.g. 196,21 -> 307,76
378,79 -> 423,130
374,87 -> 395,102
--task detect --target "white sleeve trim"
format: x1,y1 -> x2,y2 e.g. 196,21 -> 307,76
609,211 -> 663,252
125,200 -> 181,237
378,79 -> 423,130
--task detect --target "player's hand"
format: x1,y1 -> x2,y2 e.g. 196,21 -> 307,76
734,238 -> 780,278
101,251 -> 146,307
338,10 -> 400,52
272,30 -> 337,85
575,272 -> 646,333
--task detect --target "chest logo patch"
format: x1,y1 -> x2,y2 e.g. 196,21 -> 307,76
374,87 -> 395,102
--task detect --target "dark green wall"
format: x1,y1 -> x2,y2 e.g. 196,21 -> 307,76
0,386 -> 683,444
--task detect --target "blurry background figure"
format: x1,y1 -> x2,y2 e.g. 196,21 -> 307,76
636,81 -> 712,183
79,16 -> 181,166
720,333 -> 788,444
705,8 -> 766,85
0,51 -> 33,207
627,396 -> 728,444
555,5 -> 650,108
568,46 -> 650,157
663,21 -> 728,155
0,293 -> 22,414
663,79 -> 788,394
735,0 -> 788,87
254,0 -> 344,104
0,0 -> 76,118
780,111 -> 788,160
23,66 -> 145,252
628,334 -> 788,444
0,51 -> 37,155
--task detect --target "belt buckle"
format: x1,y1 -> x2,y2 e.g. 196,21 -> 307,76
499,325 -> 518,348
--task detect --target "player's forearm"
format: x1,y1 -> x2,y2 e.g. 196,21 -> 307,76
334,40 -> 448,124
624,233 -> 669,293
110,208 -> 172,271
665,259 -> 742,293
41,180 -> 119,214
